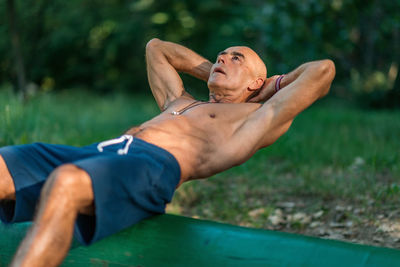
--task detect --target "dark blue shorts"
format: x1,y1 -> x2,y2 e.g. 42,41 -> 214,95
0,136 -> 180,245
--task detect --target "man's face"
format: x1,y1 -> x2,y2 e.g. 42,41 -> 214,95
207,46 -> 266,103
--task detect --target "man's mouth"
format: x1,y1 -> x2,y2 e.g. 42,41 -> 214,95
214,67 -> 225,75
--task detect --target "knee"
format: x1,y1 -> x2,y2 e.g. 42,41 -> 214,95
49,164 -> 84,189
47,164 -> 93,206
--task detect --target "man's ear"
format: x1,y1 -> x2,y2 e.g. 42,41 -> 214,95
247,78 -> 265,91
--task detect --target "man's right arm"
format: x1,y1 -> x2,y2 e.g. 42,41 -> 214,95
145,38 -> 213,110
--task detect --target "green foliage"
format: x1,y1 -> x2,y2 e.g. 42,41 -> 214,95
0,0 -> 399,107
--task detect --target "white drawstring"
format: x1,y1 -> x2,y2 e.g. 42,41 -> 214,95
97,135 -> 134,155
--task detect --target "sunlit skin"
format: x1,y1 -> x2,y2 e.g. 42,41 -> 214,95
207,47 -> 267,103
1,38 -> 335,267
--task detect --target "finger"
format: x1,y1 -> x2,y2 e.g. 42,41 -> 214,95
249,90 -> 265,102
249,89 -> 267,103
246,89 -> 260,102
248,94 -> 262,102
248,97 -> 259,103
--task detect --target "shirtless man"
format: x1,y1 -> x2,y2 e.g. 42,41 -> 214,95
0,38 -> 335,266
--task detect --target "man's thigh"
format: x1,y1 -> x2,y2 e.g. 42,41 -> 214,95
0,143 -> 99,223
0,155 -> 15,200
71,152 -> 180,245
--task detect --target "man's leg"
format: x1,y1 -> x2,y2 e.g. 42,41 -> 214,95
0,155 -> 16,200
10,164 -> 94,267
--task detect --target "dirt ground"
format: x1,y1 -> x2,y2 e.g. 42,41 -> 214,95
242,197 -> 400,250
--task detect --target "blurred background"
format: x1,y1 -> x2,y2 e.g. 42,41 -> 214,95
1,0 -> 400,249
1,0 -> 399,107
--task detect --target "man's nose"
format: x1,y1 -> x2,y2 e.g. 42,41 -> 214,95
217,56 -> 225,64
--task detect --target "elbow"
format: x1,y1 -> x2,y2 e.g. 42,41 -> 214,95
317,59 -> 336,80
146,38 -> 166,63
321,59 -> 336,77
146,38 -> 163,52
317,59 -> 336,97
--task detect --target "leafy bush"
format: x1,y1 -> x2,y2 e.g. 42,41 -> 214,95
0,0 -> 399,107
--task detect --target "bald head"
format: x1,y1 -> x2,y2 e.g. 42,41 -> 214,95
208,45 -> 267,103
223,46 -> 267,80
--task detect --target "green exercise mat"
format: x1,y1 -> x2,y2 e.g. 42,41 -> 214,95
1,214 -> 399,266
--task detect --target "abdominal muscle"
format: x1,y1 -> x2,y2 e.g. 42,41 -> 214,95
125,117 -> 221,184
124,98 -> 261,186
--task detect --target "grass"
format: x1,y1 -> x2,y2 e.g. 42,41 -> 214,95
1,87 -> 400,247
0,88 -> 160,146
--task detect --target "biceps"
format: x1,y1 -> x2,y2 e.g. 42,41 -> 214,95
260,119 -> 293,148
239,108 -> 294,149
146,50 -> 185,110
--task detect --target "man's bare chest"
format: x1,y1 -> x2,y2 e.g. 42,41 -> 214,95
165,99 -> 261,122
133,99 -> 261,145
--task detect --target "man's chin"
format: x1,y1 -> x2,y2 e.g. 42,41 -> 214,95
207,77 -> 226,89
207,81 -> 217,91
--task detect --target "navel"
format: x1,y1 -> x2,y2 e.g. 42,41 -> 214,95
209,113 -> 216,118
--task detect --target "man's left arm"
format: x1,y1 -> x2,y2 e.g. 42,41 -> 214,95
239,60 -> 336,151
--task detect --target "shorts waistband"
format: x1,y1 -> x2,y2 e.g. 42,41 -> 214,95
96,135 -> 181,180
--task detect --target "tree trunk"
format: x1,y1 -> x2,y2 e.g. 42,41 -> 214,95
391,60 -> 400,105
6,0 -> 27,99
389,22 -> 400,107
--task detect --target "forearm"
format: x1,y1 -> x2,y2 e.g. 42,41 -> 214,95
266,60 -> 335,123
279,60 -> 334,99
278,62 -> 315,91
145,39 -> 213,110
258,61 -> 333,102
147,38 -> 212,81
